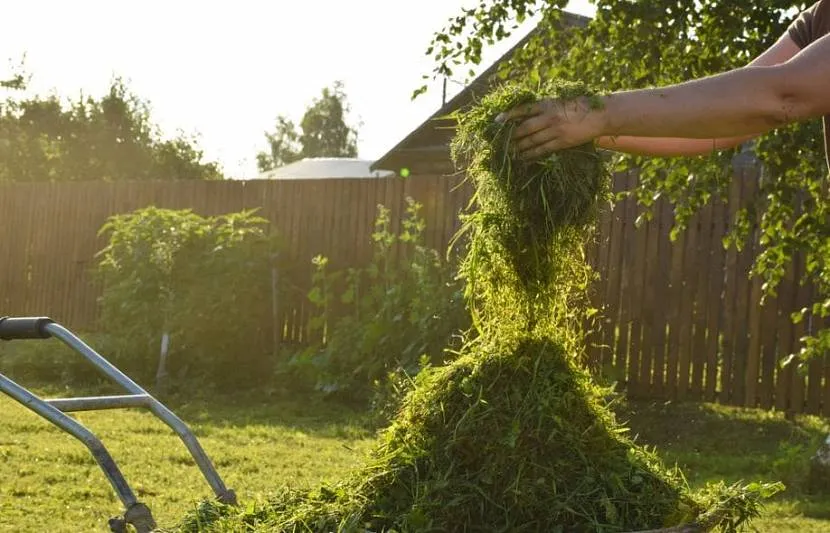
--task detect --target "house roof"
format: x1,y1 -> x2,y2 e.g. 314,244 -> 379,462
371,10 -> 590,173
257,158 -> 394,179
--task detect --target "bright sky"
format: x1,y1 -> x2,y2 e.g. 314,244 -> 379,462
1,0 -> 594,179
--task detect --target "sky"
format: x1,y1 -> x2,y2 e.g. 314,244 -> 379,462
1,0 -> 595,179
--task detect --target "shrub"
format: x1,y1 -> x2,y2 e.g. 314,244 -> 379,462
287,197 -> 470,410
95,206 -> 280,389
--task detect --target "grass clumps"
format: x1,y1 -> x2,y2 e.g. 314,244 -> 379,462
175,80 -> 781,532
450,80 -> 609,336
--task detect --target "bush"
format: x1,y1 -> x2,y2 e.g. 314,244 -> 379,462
95,206 -> 280,389
287,197 -> 470,411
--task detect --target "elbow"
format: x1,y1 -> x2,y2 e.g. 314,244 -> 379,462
762,91 -> 803,129
766,72 -> 828,126
773,94 -> 818,125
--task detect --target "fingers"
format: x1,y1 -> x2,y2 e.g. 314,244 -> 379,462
512,115 -> 552,142
494,100 -> 546,124
519,137 -> 565,160
491,98 -> 572,160
514,126 -> 556,154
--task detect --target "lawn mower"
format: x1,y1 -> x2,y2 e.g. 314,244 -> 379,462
0,316 -> 237,532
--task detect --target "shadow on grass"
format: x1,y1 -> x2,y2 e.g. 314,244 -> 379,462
1,374 -> 376,441
168,391 -> 376,440
617,399 -> 830,519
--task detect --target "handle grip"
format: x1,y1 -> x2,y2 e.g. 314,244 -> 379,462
0,317 -> 54,340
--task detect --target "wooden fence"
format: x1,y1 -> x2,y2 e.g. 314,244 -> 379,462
586,165 -> 829,416
0,177 -> 472,346
1,172 -> 828,415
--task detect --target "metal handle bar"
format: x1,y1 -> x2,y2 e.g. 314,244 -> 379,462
0,316 -> 237,531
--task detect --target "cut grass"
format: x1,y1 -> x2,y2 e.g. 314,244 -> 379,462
1,385 -> 828,532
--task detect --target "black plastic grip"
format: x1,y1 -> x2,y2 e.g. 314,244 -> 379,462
0,317 -> 54,340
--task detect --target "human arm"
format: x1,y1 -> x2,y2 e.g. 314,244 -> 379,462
505,32 -> 830,159
593,32 -> 802,157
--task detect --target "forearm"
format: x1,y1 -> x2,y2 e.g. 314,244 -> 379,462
598,31 -> 830,141
596,134 -> 754,157
598,67 -> 791,139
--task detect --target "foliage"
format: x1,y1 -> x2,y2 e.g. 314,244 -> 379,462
95,206 -> 279,388
288,197 -> 469,411
257,81 -> 359,172
0,73 -> 222,182
420,1 -> 830,364
256,116 -> 302,171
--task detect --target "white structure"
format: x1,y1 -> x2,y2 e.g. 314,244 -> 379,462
257,158 -> 394,179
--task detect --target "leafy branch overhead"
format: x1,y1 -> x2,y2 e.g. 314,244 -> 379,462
257,81 -> 359,172
423,0 -> 829,363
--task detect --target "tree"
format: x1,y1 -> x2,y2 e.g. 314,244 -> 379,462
257,81 -> 359,172
256,116 -> 301,172
420,2 -> 830,361
0,72 -> 223,182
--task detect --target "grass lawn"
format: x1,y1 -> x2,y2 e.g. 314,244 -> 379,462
1,383 -> 830,532
0,386 -> 376,533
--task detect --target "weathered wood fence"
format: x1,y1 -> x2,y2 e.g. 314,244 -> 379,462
1,171 -> 828,415
587,166 -> 829,416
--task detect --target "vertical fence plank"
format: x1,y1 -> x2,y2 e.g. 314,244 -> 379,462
759,292 -> 779,410
637,196 -> 664,396
807,309 -> 823,414
0,185 -> 14,312
790,257 -> 810,414
731,171 -> 758,407
615,171 -> 638,387
774,261 -> 797,413
704,196 -> 727,403
601,172 -> 630,381
676,208 -> 700,401
651,198 -> 673,399
720,176 -> 742,403
626,198 -> 649,396
665,213 -> 688,400
745,271 -> 764,408
690,201 -> 714,400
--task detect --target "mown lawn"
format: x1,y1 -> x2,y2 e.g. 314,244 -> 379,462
0,386 -> 376,533
617,399 -> 830,532
1,384 -> 829,532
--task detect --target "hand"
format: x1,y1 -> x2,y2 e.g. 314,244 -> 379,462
496,96 -> 606,159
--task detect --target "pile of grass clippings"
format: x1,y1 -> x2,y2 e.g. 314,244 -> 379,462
175,80 -> 781,533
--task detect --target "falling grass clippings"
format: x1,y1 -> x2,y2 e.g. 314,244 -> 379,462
176,80 -> 782,533
450,80 -> 609,334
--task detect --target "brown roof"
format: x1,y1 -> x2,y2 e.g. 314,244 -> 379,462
371,11 -> 591,174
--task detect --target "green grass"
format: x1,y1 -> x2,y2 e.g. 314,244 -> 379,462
617,399 -> 830,532
0,385 -> 376,533
1,384 -> 829,532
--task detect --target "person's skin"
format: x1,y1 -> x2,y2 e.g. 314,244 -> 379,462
498,30 -> 830,160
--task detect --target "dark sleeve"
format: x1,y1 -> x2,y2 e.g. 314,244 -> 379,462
789,1 -> 823,48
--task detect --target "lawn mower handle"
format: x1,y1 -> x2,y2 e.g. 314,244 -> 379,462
0,316 -> 54,340
0,316 -> 237,532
